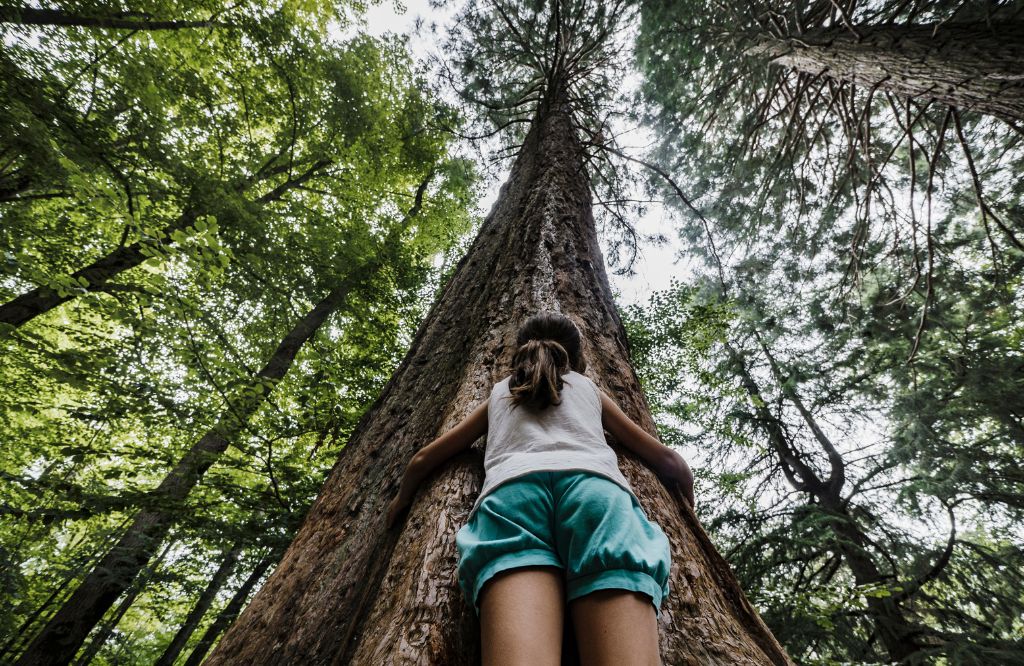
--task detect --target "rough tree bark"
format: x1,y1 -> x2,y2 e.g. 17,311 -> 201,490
750,22 -> 1024,123
205,86 -> 793,665
14,269 -> 363,666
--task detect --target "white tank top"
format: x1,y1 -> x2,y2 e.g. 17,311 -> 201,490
469,370 -> 639,518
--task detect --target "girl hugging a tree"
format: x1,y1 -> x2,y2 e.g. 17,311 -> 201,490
387,312 -> 694,665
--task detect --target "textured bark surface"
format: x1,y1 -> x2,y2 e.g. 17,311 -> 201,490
752,22 -> 1024,122
206,88 -> 792,665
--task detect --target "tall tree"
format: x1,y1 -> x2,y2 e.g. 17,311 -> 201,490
637,0 -> 1024,294
71,540 -> 174,666
0,0 -> 392,328
621,257 -> 1024,663
747,22 -> 1024,123
182,549 -> 280,666
633,5 -> 1024,659
15,229 -> 379,665
203,1 -> 791,662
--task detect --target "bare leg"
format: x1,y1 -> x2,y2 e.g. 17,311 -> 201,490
478,565 -> 564,666
570,589 -> 661,666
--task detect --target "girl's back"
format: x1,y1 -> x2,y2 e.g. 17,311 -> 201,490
476,371 -> 637,517
386,312 -> 694,664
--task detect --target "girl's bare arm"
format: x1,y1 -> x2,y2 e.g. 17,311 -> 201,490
600,391 -> 695,508
386,400 -> 489,528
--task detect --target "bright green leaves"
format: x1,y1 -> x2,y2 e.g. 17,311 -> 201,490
621,279 -> 735,421
0,2 -> 477,661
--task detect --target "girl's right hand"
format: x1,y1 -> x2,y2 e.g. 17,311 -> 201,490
666,452 -> 695,509
385,494 -> 410,530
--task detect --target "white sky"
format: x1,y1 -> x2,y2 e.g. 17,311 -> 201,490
358,0 -> 687,308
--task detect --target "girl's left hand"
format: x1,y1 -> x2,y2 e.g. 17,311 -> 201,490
385,494 -> 410,529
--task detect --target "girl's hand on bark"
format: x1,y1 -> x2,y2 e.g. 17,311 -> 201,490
668,454 -> 695,510
679,472 -> 695,510
385,494 -> 410,529
660,449 -> 695,510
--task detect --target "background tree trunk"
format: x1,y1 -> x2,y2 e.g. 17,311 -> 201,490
72,541 -> 172,666
751,22 -> 1024,122
14,275 -> 360,666
182,552 -> 277,666
154,545 -> 242,666
205,88 -> 793,665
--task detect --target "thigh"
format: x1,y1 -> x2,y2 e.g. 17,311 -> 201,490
570,589 -> 660,666
480,565 -> 564,666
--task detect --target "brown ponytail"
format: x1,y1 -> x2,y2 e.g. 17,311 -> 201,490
508,312 -> 585,410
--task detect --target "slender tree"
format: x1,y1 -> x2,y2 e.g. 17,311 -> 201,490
203,2 -> 792,662
154,544 -> 242,666
12,193 -> 441,664
71,541 -> 174,666
2,7 -> 475,660
13,265 -> 360,664
182,550 -> 279,666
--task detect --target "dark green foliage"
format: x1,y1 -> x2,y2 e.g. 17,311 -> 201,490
623,271 -> 1024,663
632,1 -> 1024,660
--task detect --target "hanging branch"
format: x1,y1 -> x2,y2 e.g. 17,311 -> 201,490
952,109 -> 1024,253
592,141 -> 728,288
0,7 -> 234,30
907,107 -> 951,364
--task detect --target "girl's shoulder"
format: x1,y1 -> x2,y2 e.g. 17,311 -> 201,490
491,375 -> 512,394
566,370 -> 601,401
565,369 -> 594,386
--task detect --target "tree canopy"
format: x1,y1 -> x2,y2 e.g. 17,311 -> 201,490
1,0 -> 476,661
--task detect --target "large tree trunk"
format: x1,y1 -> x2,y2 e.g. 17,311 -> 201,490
182,551 -> 277,666
14,273 -> 360,666
751,22 -> 1024,122
205,87 -> 792,665
154,545 -> 242,666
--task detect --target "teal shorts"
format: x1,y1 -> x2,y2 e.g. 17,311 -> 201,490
456,470 -> 671,617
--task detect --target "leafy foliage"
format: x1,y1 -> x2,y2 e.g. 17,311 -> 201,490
0,1 -> 477,661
